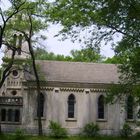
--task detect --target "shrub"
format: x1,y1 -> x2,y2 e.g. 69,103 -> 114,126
82,122 -> 99,137
12,129 -> 25,140
49,120 -> 68,138
0,133 -> 8,140
135,131 -> 140,137
120,123 -> 133,137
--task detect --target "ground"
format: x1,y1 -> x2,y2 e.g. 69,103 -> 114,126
0,135 -> 140,140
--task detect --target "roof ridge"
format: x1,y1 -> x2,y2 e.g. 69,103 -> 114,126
35,60 -> 117,66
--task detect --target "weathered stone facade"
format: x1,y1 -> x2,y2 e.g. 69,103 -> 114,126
0,45 -> 137,135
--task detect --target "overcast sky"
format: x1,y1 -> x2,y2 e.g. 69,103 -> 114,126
45,24 -> 115,57
0,0 -> 116,65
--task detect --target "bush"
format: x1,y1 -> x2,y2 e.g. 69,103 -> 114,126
135,131 -> 140,137
0,133 -> 8,140
12,129 -> 25,140
82,122 -> 99,137
49,120 -> 68,138
120,123 -> 133,137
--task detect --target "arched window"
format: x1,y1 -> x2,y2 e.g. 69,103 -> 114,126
15,109 -> 20,122
1,109 -> 6,121
127,95 -> 134,119
68,94 -> 75,118
8,109 -> 13,121
98,95 -> 104,119
37,93 -> 44,117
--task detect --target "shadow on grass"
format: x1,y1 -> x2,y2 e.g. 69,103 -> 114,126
0,134 -> 140,140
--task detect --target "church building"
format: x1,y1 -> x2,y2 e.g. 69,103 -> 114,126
0,41 -> 137,135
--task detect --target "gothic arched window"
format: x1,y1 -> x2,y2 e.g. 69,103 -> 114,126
98,95 -> 105,119
37,93 -> 45,117
68,94 -> 75,118
127,95 -> 134,119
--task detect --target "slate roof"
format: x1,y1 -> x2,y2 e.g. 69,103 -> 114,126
32,60 -> 120,84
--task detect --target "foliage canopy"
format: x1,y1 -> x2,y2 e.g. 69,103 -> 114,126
47,0 -> 140,48
34,47 -> 104,62
47,0 -> 140,102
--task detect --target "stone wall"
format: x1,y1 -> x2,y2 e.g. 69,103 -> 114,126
19,86 -> 124,135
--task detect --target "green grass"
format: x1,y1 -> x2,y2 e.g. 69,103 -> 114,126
0,135 -> 140,140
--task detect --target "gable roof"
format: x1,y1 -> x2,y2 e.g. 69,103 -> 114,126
34,60 -> 119,84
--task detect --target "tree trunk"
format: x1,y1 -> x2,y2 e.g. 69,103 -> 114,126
28,41 -> 43,135
21,12 -> 43,135
0,50 -> 16,134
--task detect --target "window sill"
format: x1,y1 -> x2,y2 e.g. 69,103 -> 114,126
1,122 -> 21,125
126,119 -> 134,122
96,119 -> 107,122
34,117 -> 46,120
66,118 -> 77,122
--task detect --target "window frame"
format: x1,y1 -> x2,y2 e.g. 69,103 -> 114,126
126,95 -> 134,120
0,108 -> 21,124
67,94 -> 76,119
98,95 -> 105,119
1,108 -> 6,122
8,109 -> 13,122
37,93 -> 45,118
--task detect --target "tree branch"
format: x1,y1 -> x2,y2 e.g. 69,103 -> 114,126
0,49 -> 16,88
0,1 -> 27,49
107,24 -> 140,42
3,41 -> 17,51
0,8 -> 5,23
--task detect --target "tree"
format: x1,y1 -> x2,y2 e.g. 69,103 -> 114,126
34,47 -> 72,61
34,47 -> 68,61
8,2 -> 48,135
47,0 -> 140,97
35,47 -> 104,62
70,47 -> 104,62
48,0 -> 140,47
0,0 -> 27,89
0,0 -> 48,135
0,0 -> 30,133
103,56 -> 122,64
47,0 -> 140,68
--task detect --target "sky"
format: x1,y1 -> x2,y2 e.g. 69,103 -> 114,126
0,23 -> 115,65
0,0 -> 116,65
0,23 -> 115,57
45,24 -> 115,57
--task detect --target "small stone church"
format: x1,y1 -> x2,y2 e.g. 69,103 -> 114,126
0,42 -> 138,135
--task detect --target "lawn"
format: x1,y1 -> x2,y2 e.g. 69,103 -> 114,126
0,135 -> 140,140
